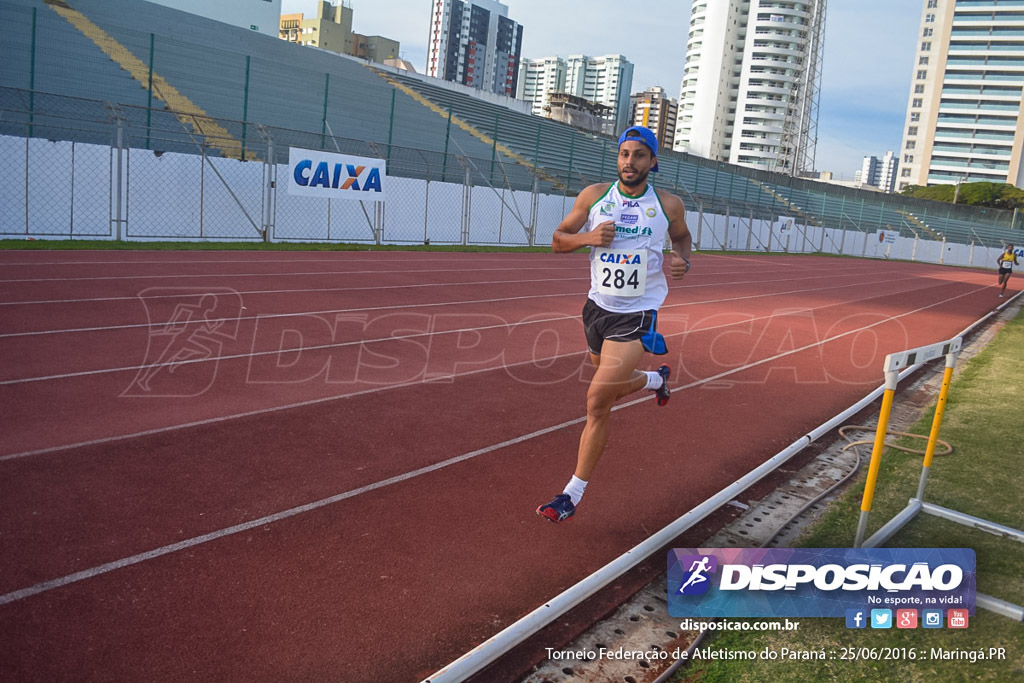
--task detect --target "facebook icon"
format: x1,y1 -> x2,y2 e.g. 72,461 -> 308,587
845,609 -> 866,629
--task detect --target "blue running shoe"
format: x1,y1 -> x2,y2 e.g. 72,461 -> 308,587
653,364 -> 671,406
537,494 -> 575,523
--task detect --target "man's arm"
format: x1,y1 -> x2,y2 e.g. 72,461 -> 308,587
552,183 -> 615,253
660,190 -> 693,280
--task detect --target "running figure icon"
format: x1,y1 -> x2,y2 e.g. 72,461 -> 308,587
678,556 -> 713,594
124,289 -> 243,397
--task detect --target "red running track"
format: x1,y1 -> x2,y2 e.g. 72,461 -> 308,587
0,250 -> 1013,681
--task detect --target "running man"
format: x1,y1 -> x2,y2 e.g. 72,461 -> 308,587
537,126 -> 692,523
997,243 -> 1018,298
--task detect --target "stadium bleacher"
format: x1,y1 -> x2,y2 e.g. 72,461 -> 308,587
0,0 -> 1019,247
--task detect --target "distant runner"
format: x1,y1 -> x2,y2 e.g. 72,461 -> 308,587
536,126 -> 692,524
997,244 -> 1018,298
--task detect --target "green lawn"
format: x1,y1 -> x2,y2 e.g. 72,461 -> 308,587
681,311 -> 1024,682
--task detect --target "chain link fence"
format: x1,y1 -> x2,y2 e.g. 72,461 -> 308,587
0,87 -> 542,245
0,86 -> 1017,269
4,0 -> 1022,250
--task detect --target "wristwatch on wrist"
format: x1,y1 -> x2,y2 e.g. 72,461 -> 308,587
680,256 -> 690,273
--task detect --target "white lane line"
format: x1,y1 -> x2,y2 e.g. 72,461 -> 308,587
0,254 -> 568,267
0,274 -> 925,385
0,283 -> 988,606
0,265 -> 586,284
0,259 -> 884,288
0,276 -> 587,308
0,276 -> 976,460
0,291 -> 585,339
0,260 -> 880,305
0,418 -> 580,608
0,268 -> 896,337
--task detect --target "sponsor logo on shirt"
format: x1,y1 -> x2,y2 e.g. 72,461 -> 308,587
615,225 -> 654,237
599,252 -> 642,265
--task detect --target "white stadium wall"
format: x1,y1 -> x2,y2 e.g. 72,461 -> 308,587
0,135 -> 1013,271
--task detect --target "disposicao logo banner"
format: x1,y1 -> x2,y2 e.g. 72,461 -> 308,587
668,548 -> 975,617
288,147 -> 387,200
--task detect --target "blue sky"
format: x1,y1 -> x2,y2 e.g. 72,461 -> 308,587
281,1 -> 924,179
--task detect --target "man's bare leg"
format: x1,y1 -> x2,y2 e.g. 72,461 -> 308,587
574,340 -> 648,481
537,341 -> 669,522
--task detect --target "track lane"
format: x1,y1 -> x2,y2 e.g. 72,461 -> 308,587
0,272 -> 986,456
0,252 -> 1009,682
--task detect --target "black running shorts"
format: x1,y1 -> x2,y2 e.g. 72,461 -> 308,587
582,298 -> 656,355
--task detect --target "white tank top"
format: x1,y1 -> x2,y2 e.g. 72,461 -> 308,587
584,182 -> 671,313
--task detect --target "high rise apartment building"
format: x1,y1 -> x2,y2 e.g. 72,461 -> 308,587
629,86 -> 678,147
674,0 -> 826,174
564,54 -> 634,130
878,150 -> 899,193
516,54 -> 634,130
860,151 -> 899,193
897,0 -> 1024,191
516,57 -> 567,116
427,0 -> 523,97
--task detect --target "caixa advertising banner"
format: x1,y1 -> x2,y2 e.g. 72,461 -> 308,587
668,548 -> 975,618
287,148 -> 387,200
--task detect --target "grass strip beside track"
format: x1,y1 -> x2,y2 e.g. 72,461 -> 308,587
680,309 -> 1024,682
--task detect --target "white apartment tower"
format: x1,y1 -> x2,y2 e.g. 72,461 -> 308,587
516,57 -> 567,117
860,155 -> 881,187
517,53 -> 634,129
427,0 -> 523,96
674,0 -> 827,174
897,0 -> 1024,191
860,151 -> 899,193
878,150 -> 898,193
565,54 -> 635,130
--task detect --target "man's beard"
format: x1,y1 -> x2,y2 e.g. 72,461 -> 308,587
617,167 -> 649,190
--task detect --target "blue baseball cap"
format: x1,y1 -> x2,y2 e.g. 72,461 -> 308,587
618,126 -> 659,172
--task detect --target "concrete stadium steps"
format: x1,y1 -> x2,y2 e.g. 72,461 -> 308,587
901,211 -> 945,241
379,68 -> 652,191
41,0 -> 247,160
1,0 -> 486,160
746,178 -> 826,232
1,1 -> 154,108
363,65 -> 565,190
0,0 -> 1019,248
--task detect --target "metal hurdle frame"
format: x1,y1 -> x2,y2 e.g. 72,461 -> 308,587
853,335 -> 1024,621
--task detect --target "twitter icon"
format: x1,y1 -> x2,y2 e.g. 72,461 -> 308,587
870,609 -> 892,629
